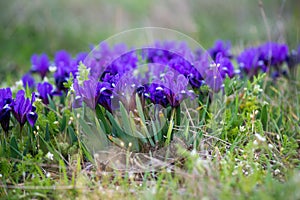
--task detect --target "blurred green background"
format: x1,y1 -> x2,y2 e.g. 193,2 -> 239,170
0,0 -> 299,82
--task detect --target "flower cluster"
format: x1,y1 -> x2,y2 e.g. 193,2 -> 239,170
71,40 -> 299,113
237,42 -> 290,78
0,88 -> 38,132
29,50 -> 88,92
0,39 -> 299,134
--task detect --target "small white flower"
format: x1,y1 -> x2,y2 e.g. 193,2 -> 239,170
190,149 -> 197,156
46,172 -> 51,178
276,134 -> 280,140
128,171 -> 134,179
76,113 -> 80,119
49,65 -> 57,73
0,174 -> 2,178
46,152 -> 54,161
255,133 -> 266,142
239,126 -> 246,132
16,80 -> 23,87
268,143 -> 274,149
274,169 -> 280,175
263,101 -> 269,105
254,84 -> 263,93
166,168 -> 172,173
43,77 -> 49,82
253,140 -> 258,146
53,121 -> 59,125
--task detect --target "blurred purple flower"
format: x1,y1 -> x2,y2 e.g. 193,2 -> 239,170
37,82 -> 54,104
22,73 -> 35,89
194,53 -> 224,92
287,45 -> 300,69
237,47 -> 265,77
12,90 -> 38,127
30,53 -> 50,79
70,52 -> 88,77
259,42 -> 288,66
54,50 -> 72,91
0,88 -> 13,132
215,53 -> 235,78
208,40 -> 232,60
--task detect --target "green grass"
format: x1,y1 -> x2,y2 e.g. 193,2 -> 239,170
0,71 -> 299,199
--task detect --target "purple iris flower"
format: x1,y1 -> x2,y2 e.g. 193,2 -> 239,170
97,82 -> 113,113
146,83 -> 169,107
148,72 -> 193,108
54,50 -> 72,91
208,40 -> 232,60
22,73 -> 35,89
73,78 -> 113,111
0,88 -> 13,132
287,46 -> 300,69
37,82 -> 54,104
259,42 -> 288,67
237,47 -> 265,77
12,90 -> 38,127
215,53 -> 235,78
195,53 -> 224,92
30,53 -> 50,79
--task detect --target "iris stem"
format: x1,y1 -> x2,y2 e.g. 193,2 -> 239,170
165,108 -> 176,146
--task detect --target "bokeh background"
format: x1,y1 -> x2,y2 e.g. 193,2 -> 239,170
0,0 -> 299,82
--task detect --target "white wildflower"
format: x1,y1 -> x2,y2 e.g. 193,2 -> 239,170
239,126 -> 246,132
49,65 -> 57,73
253,140 -> 258,146
46,152 -> 54,161
263,101 -> 269,105
255,133 -> 266,142
46,172 -> 51,178
274,169 -> 280,175
190,149 -> 197,156
254,84 -> 263,93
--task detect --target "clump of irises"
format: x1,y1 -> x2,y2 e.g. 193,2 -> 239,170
0,88 -> 37,133
0,39 -> 299,152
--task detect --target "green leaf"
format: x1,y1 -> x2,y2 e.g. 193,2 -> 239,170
135,94 -> 146,123
48,95 -> 56,111
68,126 -> 78,145
10,136 -> 21,159
60,115 -> 67,132
45,123 -> 50,141
119,102 -> 133,135
95,105 -> 110,133
106,111 -> 124,137
261,104 -> 268,130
